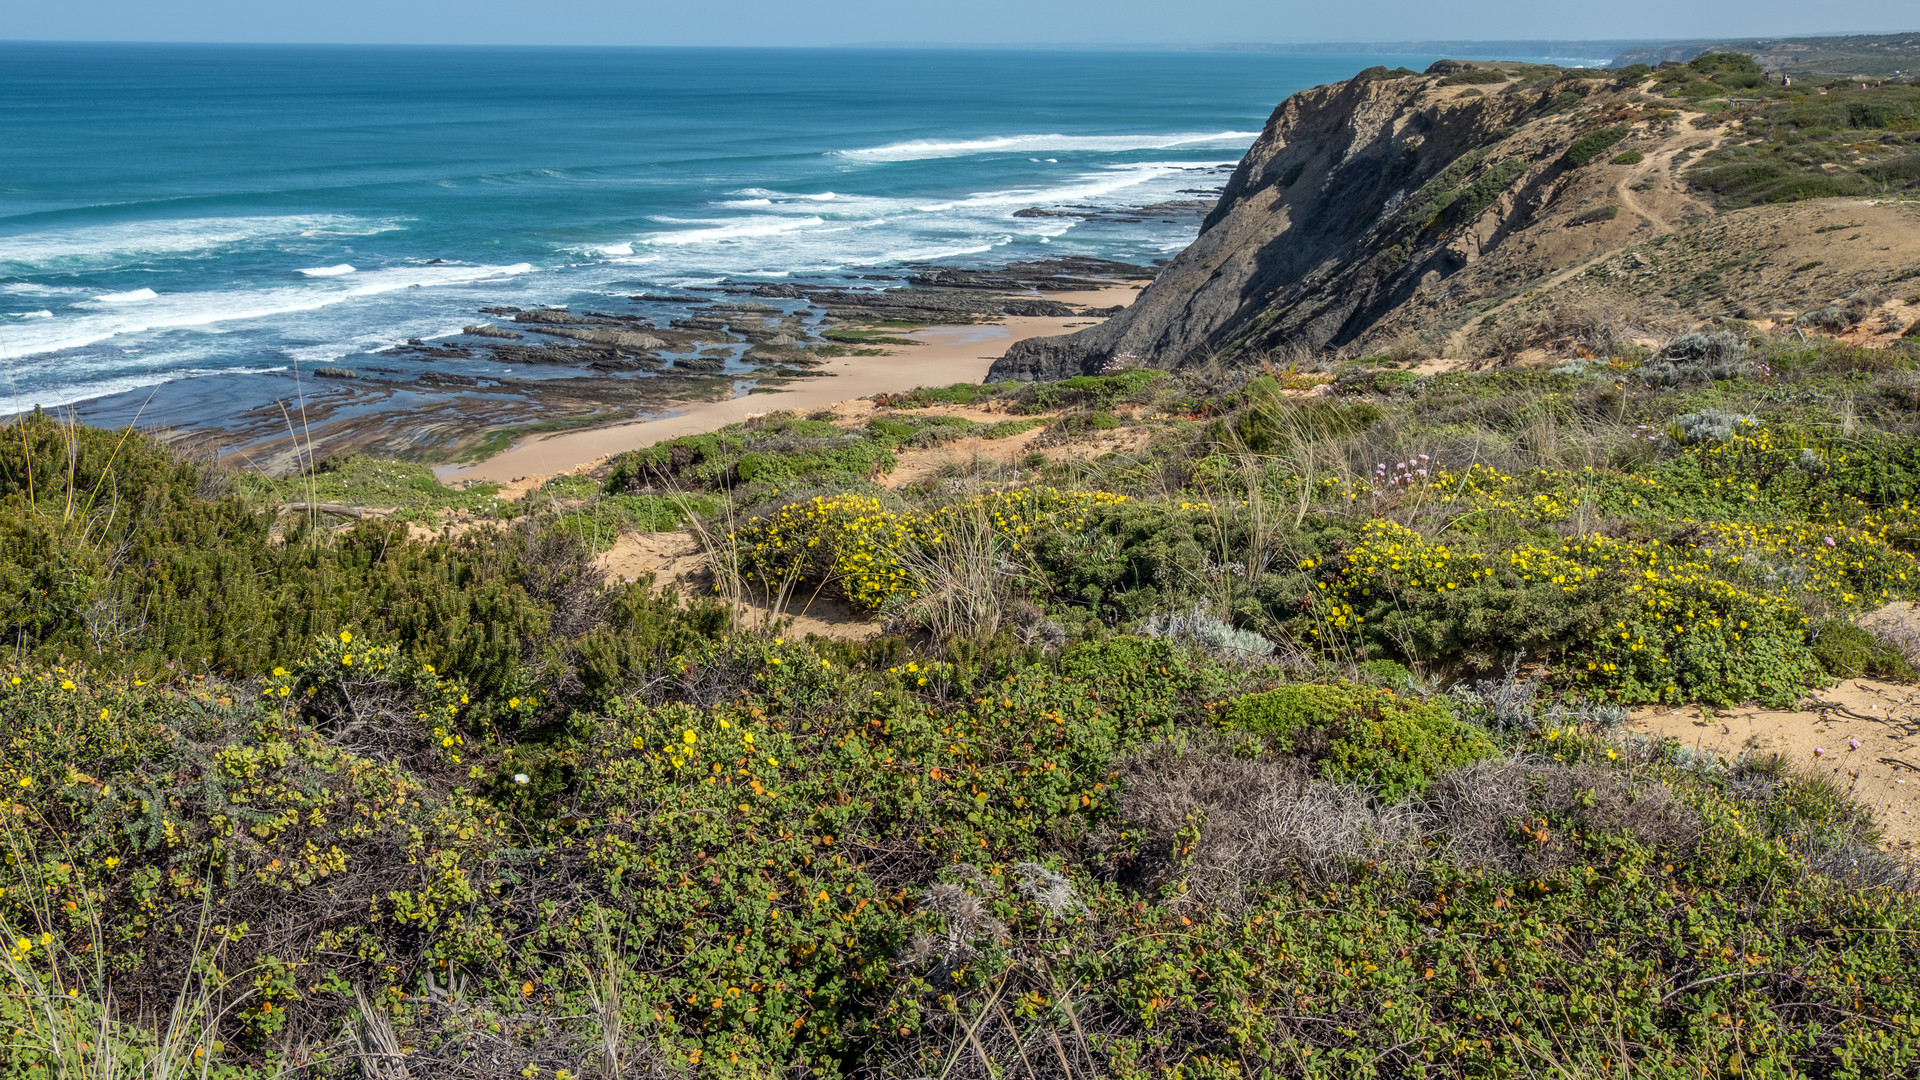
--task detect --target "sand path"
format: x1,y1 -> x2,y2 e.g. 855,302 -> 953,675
1630,679 -> 1920,855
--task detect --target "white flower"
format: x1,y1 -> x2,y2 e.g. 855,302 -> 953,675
514,773 -> 530,784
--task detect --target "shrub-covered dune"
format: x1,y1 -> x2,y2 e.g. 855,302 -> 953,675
6,331 -> 1920,1077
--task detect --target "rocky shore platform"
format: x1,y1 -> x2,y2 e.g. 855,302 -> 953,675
188,256 -> 1156,472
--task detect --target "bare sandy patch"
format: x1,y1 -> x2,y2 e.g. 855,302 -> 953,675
882,428 -> 1050,489
594,530 -> 882,642
1628,679 -> 1920,855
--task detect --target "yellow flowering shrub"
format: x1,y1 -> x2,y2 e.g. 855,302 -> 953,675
263,631 -> 483,765
1310,521 -> 1831,705
732,488 -> 1127,611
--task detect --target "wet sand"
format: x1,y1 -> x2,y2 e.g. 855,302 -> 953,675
439,284 -> 1140,484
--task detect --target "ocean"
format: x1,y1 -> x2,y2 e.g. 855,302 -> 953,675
0,44 -> 1441,445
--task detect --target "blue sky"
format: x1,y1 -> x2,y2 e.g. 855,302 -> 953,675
1,0 -> 1913,47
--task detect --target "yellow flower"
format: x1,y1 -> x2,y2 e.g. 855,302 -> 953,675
341,654 -> 353,666
339,630 -> 353,644
509,697 -> 521,709
683,730 -> 698,745
1606,748 -> 1620,761
104,857 -> 118,869
60,680 -> 75,691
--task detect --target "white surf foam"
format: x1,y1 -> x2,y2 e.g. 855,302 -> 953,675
584,157 -> 1229,281
97,288 -> 159,304
0,214 -> 397,268
0,262 -> 534,359
297,264 -> 356,277
0,365 -> 290,416
639,216 -> 826,247
836,132 -> 1259,162
734,189 -> 839,201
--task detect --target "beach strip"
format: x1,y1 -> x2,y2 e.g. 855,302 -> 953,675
439,283 -> 1139,484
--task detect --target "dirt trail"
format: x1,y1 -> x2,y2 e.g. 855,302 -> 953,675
1446,115 -> 1722,359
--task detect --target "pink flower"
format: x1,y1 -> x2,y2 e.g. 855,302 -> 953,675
1849,738 -> 1861,751
1813,746 -> 1826,757
1824,537 -> 1836,547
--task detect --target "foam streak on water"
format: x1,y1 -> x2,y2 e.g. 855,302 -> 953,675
0,44 -> 1439,425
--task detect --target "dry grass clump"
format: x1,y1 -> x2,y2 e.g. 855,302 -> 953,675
1471,290 -> 1675,362
1110,741 -> 1426,906
1109,743 -> 1704,906
1425,756 -> 1702,876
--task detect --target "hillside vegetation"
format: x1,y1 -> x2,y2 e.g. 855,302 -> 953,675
993,55 -> 1920,383
7,318 -> 1920,1076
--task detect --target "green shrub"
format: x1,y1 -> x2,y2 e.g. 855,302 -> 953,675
1450,158 -> 1529,222
1357,657 -> 1415,687
1865,153 -> 1920,183
1224,683 -> 1496,799
1019,369 -> 1165,412
1764,173 -> 1864,202
244,454 -> 507,521
978,418 -> 1045,439
1440,69 -> 1511,86
603,418 -> 895,493
1225,378 -> 1382,452
1811,619 -> 1917,681
1610,150 -> 1645,165
1567,204 -> 1620,226
1566,126 -> 1632,167
870,382 -> 1009,408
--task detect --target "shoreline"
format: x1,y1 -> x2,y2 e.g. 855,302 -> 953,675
436,283 -> 1142,486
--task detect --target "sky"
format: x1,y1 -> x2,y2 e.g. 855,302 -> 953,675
0,0 -> 1913,48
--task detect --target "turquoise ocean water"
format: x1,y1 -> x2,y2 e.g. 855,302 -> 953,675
0,44 -> 1443,433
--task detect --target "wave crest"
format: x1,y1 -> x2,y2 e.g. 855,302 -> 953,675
835,132 -> 1259,162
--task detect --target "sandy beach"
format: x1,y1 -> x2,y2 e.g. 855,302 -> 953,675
439,283 -> 1141,484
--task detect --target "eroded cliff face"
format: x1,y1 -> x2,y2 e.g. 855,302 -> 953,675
990,67 -> 1666,380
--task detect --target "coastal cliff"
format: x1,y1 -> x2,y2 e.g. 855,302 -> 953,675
991,64 -> 1626,379
991,59 -> 1920,379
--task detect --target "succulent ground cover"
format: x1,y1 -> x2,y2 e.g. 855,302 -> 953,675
4,329 -> 1920,1077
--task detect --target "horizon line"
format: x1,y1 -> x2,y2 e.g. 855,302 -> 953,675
1,32 -> 1913,51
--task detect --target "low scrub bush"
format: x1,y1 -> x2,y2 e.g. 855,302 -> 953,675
731,488 -> 1127,612
1015,368 -> 1165,413
1138,606 -> 1275,661
1566,203 -> 1619,225
1222,682 -> 1497,799
1565,125 -> 1631,167
1811,618 -> 1918,680
1112,744 -> 1426,903
1426,756 -> 1702,875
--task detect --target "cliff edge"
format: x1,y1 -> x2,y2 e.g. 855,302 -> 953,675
990,60 -> 1920,380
